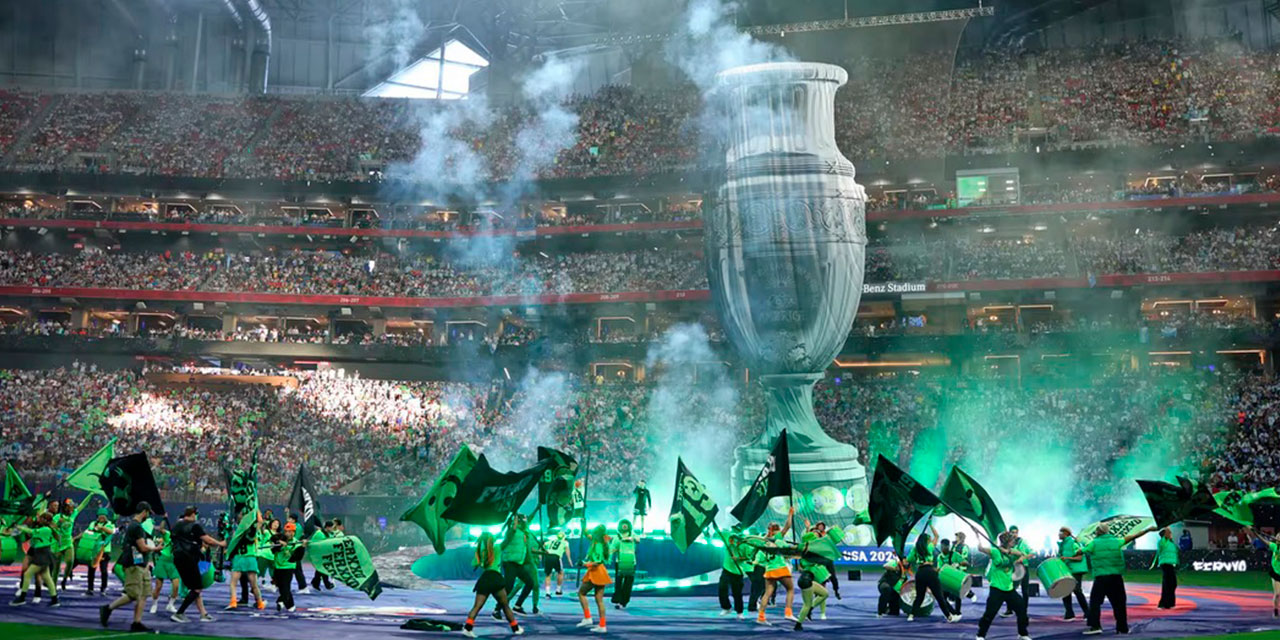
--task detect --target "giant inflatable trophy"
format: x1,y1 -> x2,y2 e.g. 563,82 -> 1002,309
706,62 -> 870,542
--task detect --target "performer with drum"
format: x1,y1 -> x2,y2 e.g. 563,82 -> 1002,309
952,532 -> 974,600
976,531 -> 1032,640
1002,525 -> 1032,618
877,557 -> 906,618
934,539 -> 968,615
1057,526 -> 1090,620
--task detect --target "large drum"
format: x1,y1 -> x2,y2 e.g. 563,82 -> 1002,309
939,565 -> 973,599
1036,558 -> 1078,599
177,561 -> 216,598
896,578 -> 936,616
75,534 -> 102,565
1012,562 -> 1027,582
0,537 -> 22,564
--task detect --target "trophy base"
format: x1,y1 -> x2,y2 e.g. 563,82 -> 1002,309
731,440 -> 873,545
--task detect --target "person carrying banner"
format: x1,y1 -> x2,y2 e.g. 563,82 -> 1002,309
905,525 -> 961,623
1057,526 -> 1090,620
755,506 -> 797,626
99,502 -> 163,632
610,519 -> 640,609
632,482 -> 652,532
1001,525 -> 1032,617
55,496 -> 92,592
310,521 -> 336,591
1245,527 -> 1280,618
8,511 -> 61,608
717,527 -> 751,619
793,534 -> 832,631
877,557 -> 906,618
463,532 -> 523,638
543,528 -> 571,598
975,531 -> 1031,640
149,518 -> 181,615
576,524 -> 611,633
491,514 -> 539,617
225,511 -> 265,611
86,509 -> 116,596
802,521 -> 842,601
1083,522 -> 1156,635
170,506 -> 227,624
1154,527 -> 1179,609
270,528 -> 304,613
746,530 -> 765,614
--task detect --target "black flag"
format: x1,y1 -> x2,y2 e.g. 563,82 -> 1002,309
441,455 -> 550,525
1137,476 -> 1221,528
868,455 -> 940,556
99,453 -> 166,517
670,458 -> 719,552
730,430 -> 791,526
288,464 -> 324,536
537,447 -> 580,528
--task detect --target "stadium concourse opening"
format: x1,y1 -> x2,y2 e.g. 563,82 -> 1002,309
3,0 -> 1280,639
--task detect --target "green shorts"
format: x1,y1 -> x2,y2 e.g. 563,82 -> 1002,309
231,554 -> 259,574
153,557 -> 179,580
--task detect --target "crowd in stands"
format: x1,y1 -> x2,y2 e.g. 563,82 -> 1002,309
3,40 -> 1280,181
3,361 -> 1273,520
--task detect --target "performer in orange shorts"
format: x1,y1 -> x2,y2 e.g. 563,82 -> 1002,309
756,506 -> 797,626
576,525 -> 612,634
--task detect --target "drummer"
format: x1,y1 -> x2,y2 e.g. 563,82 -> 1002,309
1057,526 -> 1090,620
952,532 -> 974,600
976,531 -> 1031,640
934,539 -> 967,615
877,557 -> 906,618
1001,525 -> 1032,618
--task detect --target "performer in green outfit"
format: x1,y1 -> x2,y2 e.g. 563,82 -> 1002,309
609,519 -> 640,609
717,527 -> 752,619
798,520 -> 843,621
491,514 -> 539,617
1057,526 -> 1090,620
1245,527 -> 1280,618
1083,522 -> 1156,635
55,496 -> 92,592
935,538 -> 966,615
8,511 -> 61,607
877,557 -> 906,618
225,511 -> 265,611
1154,527 -> 1179,609
149,518 -> 181,615
976,531 -> 1031,640
87,509 -> 116,596
904,526 -> 960,623
270,528 -> 304,612
754,506 -> 797,626
1001,525 -> 1032,617
463,532 -> 522,638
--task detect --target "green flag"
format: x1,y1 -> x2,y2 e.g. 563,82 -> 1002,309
65,439 -> 116,498
400,445 -> 478,555
1136,476 -> 1218,528
441,455 -> 549,525
227,509 -> 258,558
1,463 -> 36,521
868,455 -> 940,556
307,534 -> 383,600
1078,515 -> 1155,546
537,447 -> 579,528
938,466 -> 1006,542
1213,488 -> 1280,527
669,458 -> 719,553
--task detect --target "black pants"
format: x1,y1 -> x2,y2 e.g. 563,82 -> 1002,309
877,581 -> 901,616
611,572 -> 635,606
1063,572 -> 1089,617
911,566 -> 955,618
293,564 -> 306,590
747,566 -> 765,612
818,559 -> 840,597
943,590 -> 962,615
240,573 -> 252,603
1004,568 -> 1030,613
273,571 -> 294,610
87,561 -> 110,592
1158,564 -> 1177,608
311,567 -> 334,590
501,561 -> 537,608
979,587 -> 1029,637
718,571 -> 744,613
1086,574 -> 1128,633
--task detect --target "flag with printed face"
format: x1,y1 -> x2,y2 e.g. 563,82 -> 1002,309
401,445 -> 478,554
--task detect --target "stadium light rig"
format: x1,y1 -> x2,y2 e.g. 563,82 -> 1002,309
595,6 -> 994,45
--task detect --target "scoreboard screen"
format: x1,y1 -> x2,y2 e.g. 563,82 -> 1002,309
956,168 -> 1020,206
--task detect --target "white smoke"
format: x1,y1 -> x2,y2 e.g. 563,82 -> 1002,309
365,0 -> 426,72
482,367 -> 572,472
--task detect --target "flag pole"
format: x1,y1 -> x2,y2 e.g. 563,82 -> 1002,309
711,520 -> 745,575
575,442 -> 593,585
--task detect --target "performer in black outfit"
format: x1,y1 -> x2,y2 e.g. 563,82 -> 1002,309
169,507 -> 227,623
877,557 -> 905,618
631,482 -> 652,532
906,530 -> 961,622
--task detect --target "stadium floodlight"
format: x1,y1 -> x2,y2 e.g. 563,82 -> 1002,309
596,6 -> 993,45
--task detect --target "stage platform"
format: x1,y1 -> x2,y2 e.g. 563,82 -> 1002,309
2,566 -> 1277,639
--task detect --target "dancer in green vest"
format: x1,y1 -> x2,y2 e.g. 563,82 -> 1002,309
1245,527 -> 1280,618
1057,526 -> 1090,620
1153,527 -> 1179,609
149,519 -> 181,615
1083,522 -> 1156,635
55,496 -> 92,591
717,527 -> 752,619
610,519 -> 640,609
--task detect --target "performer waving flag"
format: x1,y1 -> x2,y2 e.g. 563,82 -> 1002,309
731,431 -> 791,527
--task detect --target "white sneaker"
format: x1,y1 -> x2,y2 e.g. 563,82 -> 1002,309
287,606 -> 296,612
589,626 -> 607,634
947,614 -> 963,623
719,610 -> 732,617
297,587 -> 312,595
513,627 -> 525,636
820,613 -> 827,620
166,601 -> 178,613
755,618 -> 773,626
170,613 -> 188,623
1019,636 -> 1033,640
1083,629 -> 1103,636
907,614 -> 915,622
785,614 -> 799,622
149,601 -> 158,614
199,614 -> 215,622
737,613 -> 745,620
576,619 -> 594,628
32,597 -> 40,604
976,636 -> 986,640
461,630 -> 476,638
